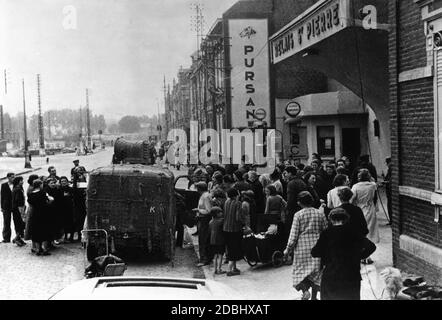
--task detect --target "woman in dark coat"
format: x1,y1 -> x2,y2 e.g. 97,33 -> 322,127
59,176 -> 75,242
311,208 -> 376,300
45,178 -> 63,244
72,166 -> 87,242
11,176 -> 26,246
27,180 -> 52,255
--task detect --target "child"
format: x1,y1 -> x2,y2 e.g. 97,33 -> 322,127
311,208 -> 376,300
209,206 -> 226,275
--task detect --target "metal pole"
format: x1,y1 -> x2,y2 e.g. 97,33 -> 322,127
0,105 -> 4,140
85,89 -> 91,150
22,79 -> 31,168
37,74 -> 45,155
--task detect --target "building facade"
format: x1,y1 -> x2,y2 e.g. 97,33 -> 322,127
389,0 -> 442,284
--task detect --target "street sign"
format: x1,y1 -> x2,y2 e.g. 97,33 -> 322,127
286,101 -> 301,118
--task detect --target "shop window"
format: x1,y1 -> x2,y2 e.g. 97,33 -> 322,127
317,126 -> 335,157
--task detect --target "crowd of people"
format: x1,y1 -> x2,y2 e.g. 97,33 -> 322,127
180,153 -> 390,300
0,160 -> 88,256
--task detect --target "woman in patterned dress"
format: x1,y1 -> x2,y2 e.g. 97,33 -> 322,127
283,191 -> 328,300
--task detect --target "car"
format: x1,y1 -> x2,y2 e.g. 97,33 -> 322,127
62,147 -> 76,154
49,276 -> 241,300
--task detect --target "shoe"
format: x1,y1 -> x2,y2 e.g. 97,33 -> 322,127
215,270 -> 226,275
12,239 -> 25,247
233,268 -> 241,274
227,270 -> 240,277
196,262 -> 205,267
301,291 -> 311,300
1,239 -> 10,243
36,251 -> 43,256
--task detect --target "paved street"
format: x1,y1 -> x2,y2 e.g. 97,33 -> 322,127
0,150 -> 202,300
0,152 -> 394,300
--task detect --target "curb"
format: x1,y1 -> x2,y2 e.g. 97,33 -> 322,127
0,167 -> 42,182
187,226 -> 214,281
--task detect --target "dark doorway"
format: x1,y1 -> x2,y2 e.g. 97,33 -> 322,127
342,128 -> 361,167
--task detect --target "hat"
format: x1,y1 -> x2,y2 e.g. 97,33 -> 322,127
73,159 -> 79,163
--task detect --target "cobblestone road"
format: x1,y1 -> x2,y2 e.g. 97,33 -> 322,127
0,149 -> 202,300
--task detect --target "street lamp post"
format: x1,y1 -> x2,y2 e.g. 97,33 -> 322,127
22,79 -> 32,169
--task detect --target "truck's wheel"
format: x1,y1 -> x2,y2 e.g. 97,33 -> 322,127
86,242 -> 98,261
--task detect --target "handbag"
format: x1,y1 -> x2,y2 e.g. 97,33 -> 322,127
361,237 -> 376,259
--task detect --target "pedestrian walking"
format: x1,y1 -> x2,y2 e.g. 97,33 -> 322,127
351,169 -> 380,264
337,187 -> 369,238
24,174 -> 39,252
311,208 -> 376,300
233,170 -> 251,193
303,172 -> 321,209
283,191 -> 328,300
195,182 -> 213,267
1,172 -> 16,243
59,176 -> 75,242
240,190 -> 254,234
27,179 -> 52,256
351,155 -> 378,185
383,157 -> 393,225
11,176 -> 26,246
47,166 -> 60,182
46,178 -> 63,246
269,169 -> 283,196
209,206 -> 226,275
223,188 -> 245,277
72,166 -> 87,242
264,185 -> 287,220
283,166 -> 307,240
326,174 -> 350,211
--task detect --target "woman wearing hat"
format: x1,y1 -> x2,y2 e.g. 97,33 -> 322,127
283,191 -> 327,300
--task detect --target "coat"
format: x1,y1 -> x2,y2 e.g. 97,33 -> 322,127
27,190 -> 52,242
351,182 -> 380,243
1,182 -> 13,212
311,225 -> 376,300
286,207 -> 328,287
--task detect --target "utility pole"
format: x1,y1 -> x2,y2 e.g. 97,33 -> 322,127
47,111 -> 51,140
37,74 -> 45,156
85,89 -> 91,150
22,79 -> 31,168
0,105 -> 4,140
190,2 -> 205,59
163,76 -> 167,134
157,98 -> 162,141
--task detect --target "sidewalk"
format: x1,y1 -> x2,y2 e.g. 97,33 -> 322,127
189,191 -> 393,300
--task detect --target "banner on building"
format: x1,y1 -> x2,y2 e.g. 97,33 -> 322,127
229,19 -> 270,128
270,0 -> 350,64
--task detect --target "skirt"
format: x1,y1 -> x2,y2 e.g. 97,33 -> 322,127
211,244 -> 226,255
224,232 -> 243,261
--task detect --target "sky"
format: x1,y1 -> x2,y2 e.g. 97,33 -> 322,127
0,0 -> 238,121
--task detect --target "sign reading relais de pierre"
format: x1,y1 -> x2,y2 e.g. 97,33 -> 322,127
229,19 -> 270,128
270,0 -> 351,64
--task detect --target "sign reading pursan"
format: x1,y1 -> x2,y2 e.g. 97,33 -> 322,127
270,0 -> 350,64
229,19 -> 270,128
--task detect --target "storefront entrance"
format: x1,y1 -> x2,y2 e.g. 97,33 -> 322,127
342,128 -> 361,166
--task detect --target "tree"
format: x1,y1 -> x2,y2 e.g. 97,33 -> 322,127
118,116 -> 141,133
107,123 -> 119,134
